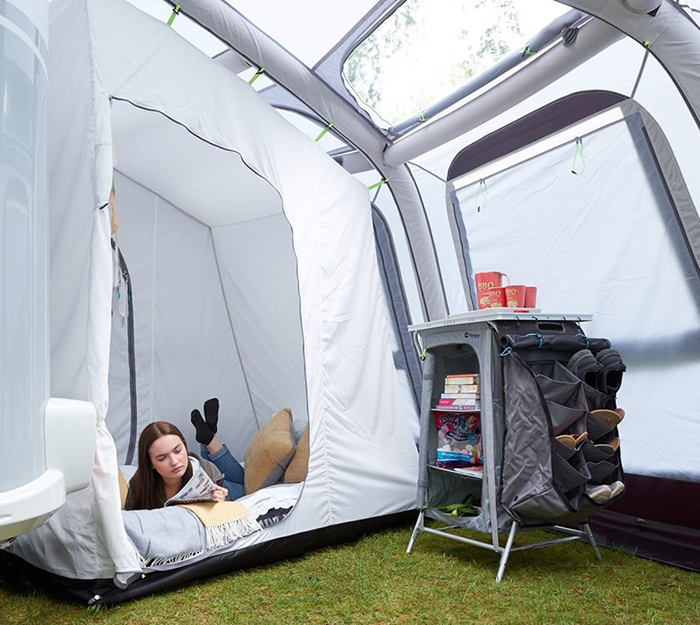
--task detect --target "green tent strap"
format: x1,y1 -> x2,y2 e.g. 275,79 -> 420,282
643,40 -> 651,47
475,179 -> 487,213
523,45 -> 537,55
571,137 -> 586,176
315,123 -> 333,142
368,177 -> 388,190
419,111 -> 429,123
249,67 -> 266,85
166,4 -> 180,26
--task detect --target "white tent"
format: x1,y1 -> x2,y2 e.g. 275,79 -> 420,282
4,0 -> 420,600
3,0 -> 700,602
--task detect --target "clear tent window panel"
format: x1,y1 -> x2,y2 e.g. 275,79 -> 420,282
451,117 -> 700,480
343,0 -> 570,127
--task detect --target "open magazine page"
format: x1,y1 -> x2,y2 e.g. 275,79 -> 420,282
165,459 -> 217,507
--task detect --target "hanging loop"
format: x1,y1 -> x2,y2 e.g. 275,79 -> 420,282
368,177 -> 389,190
315,122 -> 334,142
166,4 -> 181,26
571,137 -> 586,176
249,67 -> 266,85
475,179 -> 487,212
575,332 -> 590,350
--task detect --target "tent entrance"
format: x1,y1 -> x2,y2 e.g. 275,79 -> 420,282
106,99 -> 309,468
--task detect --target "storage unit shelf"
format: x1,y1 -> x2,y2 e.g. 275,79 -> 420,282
430,407 -> 480,413
428,464 -> 483,480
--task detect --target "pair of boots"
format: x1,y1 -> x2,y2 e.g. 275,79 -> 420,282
190,397 -> 219,445
567,348 -> 626,406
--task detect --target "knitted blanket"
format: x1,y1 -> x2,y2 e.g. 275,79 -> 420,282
122,501 -> 261,569
180,501 -> 262,550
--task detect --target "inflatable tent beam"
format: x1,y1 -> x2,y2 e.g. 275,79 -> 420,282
388,9 -> 590,138
168,0 -> 448,321
383,17 -> 624,167
384,0 -> 700,166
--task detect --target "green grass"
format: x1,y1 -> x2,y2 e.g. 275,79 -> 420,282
2,522 -> 699,625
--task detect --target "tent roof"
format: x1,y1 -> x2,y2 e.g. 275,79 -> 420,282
122,1 -> 615,138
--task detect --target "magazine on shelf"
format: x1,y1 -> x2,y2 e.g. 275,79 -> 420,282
452,465 -> 484,478
164,462 -> 218,507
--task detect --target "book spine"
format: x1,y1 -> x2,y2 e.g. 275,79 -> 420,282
440,393 -> 480,399
444,376 -> 478,385
444,384 -> 480,394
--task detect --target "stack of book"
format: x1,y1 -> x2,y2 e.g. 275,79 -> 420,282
436,373 -> 480,411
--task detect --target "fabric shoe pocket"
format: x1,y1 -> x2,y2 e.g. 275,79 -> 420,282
553,450 -> 591,492
547,402 -> 587,436
587,412 -> 618,441
554,438 -> 577,460
536,373 -> 581,407
552,362 -> 606,410
581,440 -> 614,463
586,459 -> 619,485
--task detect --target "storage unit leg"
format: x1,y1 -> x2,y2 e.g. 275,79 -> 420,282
495,520 -> 518,583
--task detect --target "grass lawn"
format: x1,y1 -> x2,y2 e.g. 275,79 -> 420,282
1,521 -> 699,625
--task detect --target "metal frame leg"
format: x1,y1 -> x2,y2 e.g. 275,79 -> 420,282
406,510 -> 424,553
495,520 -> 518,583
583,523 -> 602,561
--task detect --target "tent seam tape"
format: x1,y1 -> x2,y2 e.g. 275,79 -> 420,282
316,149 -> 333,526
209,229 -> 260,430
150,196 -> 158,433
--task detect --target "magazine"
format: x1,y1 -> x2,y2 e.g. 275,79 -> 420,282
164,460 -> 218,507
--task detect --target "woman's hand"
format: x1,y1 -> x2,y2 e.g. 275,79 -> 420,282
210,485 -> 228,502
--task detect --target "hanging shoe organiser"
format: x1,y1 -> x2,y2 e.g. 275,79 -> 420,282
499,319 -> 626,527
406,311 -> 626,581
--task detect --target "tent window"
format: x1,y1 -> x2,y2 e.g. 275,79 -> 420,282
343,0 -> 569,127
449,114 -> 700,479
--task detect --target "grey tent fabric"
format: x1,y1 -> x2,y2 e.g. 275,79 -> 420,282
372,206 -> 421,409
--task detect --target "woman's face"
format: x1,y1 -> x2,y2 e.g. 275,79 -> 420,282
148,434 -> 188,482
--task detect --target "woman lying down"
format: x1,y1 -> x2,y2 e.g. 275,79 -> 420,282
125,397 -> 245,510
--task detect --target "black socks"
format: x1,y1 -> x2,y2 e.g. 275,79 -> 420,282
204,397 -> 219,435
191,397 -> 219,445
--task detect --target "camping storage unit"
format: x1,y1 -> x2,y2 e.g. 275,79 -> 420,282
0,0 -> 419,603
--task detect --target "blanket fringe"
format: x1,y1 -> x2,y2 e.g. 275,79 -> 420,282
146,549 -> 205,568
204,515 -> 262,549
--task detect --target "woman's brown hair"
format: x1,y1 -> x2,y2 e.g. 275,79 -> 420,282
124,421 -> 193,510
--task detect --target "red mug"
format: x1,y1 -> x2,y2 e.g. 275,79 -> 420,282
485,286 -> 506,308
505,285 -> 527,308
475,271 -> 508,309
525,286 -> 538,308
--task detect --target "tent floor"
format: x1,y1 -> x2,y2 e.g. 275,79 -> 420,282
0,511 -> 417,605
591,511 -> 700,573
589,473 -> 700,573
